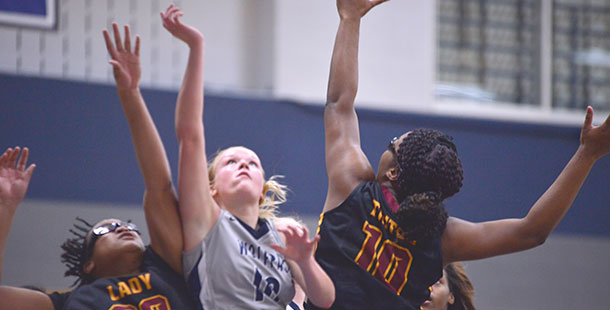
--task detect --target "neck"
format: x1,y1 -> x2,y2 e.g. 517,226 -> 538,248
220,199 -> 260,229
93,250 -> 143,280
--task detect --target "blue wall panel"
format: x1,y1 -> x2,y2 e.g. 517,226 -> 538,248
2,74 -> 608,235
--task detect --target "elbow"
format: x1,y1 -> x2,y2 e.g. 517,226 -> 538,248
520,231 -> 549,250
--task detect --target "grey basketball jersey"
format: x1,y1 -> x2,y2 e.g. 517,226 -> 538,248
184,209 -> 296,310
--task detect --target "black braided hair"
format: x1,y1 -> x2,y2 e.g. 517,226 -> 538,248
395,191 -> 448,243
60,217 -> 94,287
394,128 -> 463,203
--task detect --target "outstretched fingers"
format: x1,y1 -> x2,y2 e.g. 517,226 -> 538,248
102,29 -> 118,59
134,35 -> 140,57
124,25 -> 132,52
16,147 -> 28,171
112,23 -> 124,52
0,148 -> 10,168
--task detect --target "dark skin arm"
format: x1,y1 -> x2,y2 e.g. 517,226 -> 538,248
443,107 -> 610,264
0,147 -> 53,310
324,0 -> 389,213
103,23 -> 183,273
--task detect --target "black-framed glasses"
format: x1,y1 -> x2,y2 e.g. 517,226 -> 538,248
388,136 -> 399,161
85,221 -> 140,257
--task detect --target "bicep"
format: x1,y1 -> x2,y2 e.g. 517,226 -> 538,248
442,217 -> 540,264
0,286 -> 55,310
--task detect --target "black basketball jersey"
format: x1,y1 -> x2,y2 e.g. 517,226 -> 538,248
308,181 -> 443,310
48,246 -> 197,310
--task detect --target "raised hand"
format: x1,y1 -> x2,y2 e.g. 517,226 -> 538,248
336,0 -> 390,20
271,222 -> 320,265
103,23 -> 141,91
161,4 -> 204,47
580,106 -> 610,161
0,147 -> 35,211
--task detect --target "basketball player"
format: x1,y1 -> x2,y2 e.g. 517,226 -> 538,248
160,4 -> 335,309
310,0 -> 610,309
0,20 -> 197,309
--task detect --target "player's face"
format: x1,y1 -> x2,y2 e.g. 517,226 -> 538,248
87,218 -> 146,260
212,147 -> 265,204
378,131 -> 411,176
420,270 -> 453,310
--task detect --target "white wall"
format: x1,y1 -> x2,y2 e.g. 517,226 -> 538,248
273,0 -> 436,111
0,0 -> 436,108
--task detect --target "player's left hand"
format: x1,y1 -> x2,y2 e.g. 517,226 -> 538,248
579,106 -> 610,160
272,223 -> 319,264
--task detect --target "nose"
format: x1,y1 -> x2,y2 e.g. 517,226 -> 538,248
115,225 -> 129,233
238,159 -> 249,169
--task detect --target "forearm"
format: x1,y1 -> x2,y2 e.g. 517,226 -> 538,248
0,206 -> 18,283
522,146 -> 596,241
175,41 -> 205,141
327,17 -> 361,106
297,257 -> 335,309
118,88 -> 172,191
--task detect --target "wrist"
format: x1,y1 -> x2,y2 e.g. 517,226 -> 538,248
339,14 -> 362,24
117,87 -> 141,97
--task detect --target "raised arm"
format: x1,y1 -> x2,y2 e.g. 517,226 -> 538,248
103,24 -> 183,273
442,107 -> 610,264
323,0 -> 388,212
0,147 -> 53,310
161,5 -> 216,252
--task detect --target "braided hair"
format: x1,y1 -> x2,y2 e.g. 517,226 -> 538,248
60,217 -> 94,287
395,191 -> 447,243
394,128 -> 463,203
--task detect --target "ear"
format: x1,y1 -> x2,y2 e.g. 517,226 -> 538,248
385,166 -> 399,182
83,260 -> 95,275
209,184 -> 217,197
448,292 -> 455,305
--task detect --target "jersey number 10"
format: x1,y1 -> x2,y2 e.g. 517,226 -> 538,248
354,221 -> 413,295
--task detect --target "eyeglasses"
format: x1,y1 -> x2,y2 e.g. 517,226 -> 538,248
85,221 -> 140,257
388,136 -> 399,160
92,221 -> 139,236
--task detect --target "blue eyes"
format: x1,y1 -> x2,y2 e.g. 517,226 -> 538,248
226,159 -> 258,167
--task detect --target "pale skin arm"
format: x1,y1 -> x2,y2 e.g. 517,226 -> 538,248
442,107 -> 610,264
323,0 -> 389,212
0,147 -> 53,310
103,24 -> 183,273
272,223 -> 335,308
162,5 -> 218,252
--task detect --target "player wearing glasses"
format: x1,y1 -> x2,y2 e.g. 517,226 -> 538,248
0,14 -> 197,310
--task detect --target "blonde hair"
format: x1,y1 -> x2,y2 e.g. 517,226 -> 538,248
208,147 -> 288,220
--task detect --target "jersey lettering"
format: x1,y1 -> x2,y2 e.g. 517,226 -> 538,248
108,295 -> 170,310
355,221 -> 414,295
107,273 -> 153,301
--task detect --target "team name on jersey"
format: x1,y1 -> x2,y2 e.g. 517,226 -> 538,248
238,239 -> 290,273
369,199 -> 416,246
107,273 -> 152,301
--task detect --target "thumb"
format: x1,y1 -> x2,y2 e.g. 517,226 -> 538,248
24,164 -> 36,182
583,106 -> 593,130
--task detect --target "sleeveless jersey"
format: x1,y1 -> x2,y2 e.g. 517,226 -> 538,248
184,209 -> 296,310
47,246 -> 197,310
308,181 -> 443,310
